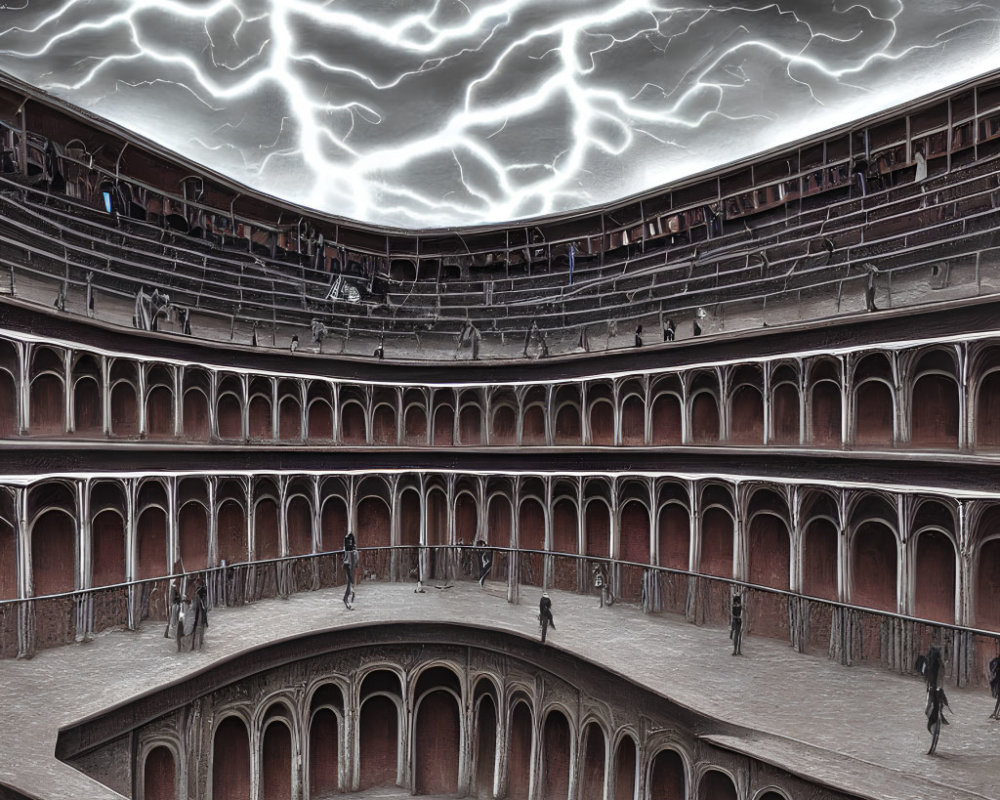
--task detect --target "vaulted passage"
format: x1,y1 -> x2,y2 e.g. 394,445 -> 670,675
852,522 -> 897,612
359,695 -> 399,790
649,749 -> 685,799
507,703 -> 532,800
309,708 -> 338,797
414,691 -> 460,795
699,769 -> 738,800
580,722 -> 605,800
212,717 -> 250,800
613,737 -> 636,800
540,710 -> 571,800
143,746 -> 175,800
474,694 -> 497,798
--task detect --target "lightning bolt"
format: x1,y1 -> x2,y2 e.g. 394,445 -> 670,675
0,0 -> 997,229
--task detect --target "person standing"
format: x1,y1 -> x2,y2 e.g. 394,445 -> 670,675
538,593 -> 555,643
343,531 -> 358,610
730,594 -> 743,656
476,540 -> 494,588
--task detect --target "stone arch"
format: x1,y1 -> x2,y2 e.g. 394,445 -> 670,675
491,402 -> 517,445
850,505 -> 898,612
308,683 -> 343,798
647,748 -> 686,800
275,380 -> 301,442
620,386 -> 645,445
584,495 -> 611,559
31,507 -> 76,595
507,700 -> 533,800
247,377 -> 272,441
701,505 -> 734,578
458,395 -> 482,445
340,399 -> 367,445
913,528 -> 956,623
730,379 -> 764,445
554,400 -> 582,444
178,500 -> 209,571
650,378 -> 683,445
0,340 -> 18,437
521,389 -> 547,445
91,507 -> 126,587
253,486 -> 281,561
619,499 -> 650,564
854,379 -> 895,446
260,716 -> 293,800
540,707 -> 571,800
472,678 -> 499,798
212,715 -> 250,800
306,384 -> 334,442
372,400 -> 397,446
182,387 -> 210,441
216,375 -> 242,440
30,347 -> 65,435
72,364 -> 102,434
808,359 -> 841,445
579,721 -> 606,800
286,493 -> 313,556
747,508 -> 791,591
358,670 -> 403,790
612,733 -> 637,800
319,488 -> 348,554
413,666 -> 462,796
136,498 -> 168,580
589,394 -> 616,446
801,492 -> 840,602
657,483 -> 690,572
698,768 -> 737,800
217,495 -> 248,565
487,491 -> 513,548
142,744 -> 177,800
770,364 -> 800,445
357,494 -> 391,549
690,391 -> 720,443
0,495 -> 14,601
908,348 -> 958,448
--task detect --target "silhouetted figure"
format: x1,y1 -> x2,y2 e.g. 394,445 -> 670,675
177,306 -> 192,335
730,594 -> 743,655
822,237 -> 835,264
592,563 -> 614,608
916,646 -> 949,754
578,327 -> 590,352
343,531 -> 358,610
634,324 -> 643,347
663,318 -> 675,342
311,319 -> 328,346
692,319 -> 702,337
85,272 -> 95,317
476,539 -> 494,588
54,281 -> 66,312
538,593 -> 555,643
289,334 -> 298,352
989,658 -> 1000,719
191,580 -> 209,650
374,341 -> 384,359
864,265 -> 879,312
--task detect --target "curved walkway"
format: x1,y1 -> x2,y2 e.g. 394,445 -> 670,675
0,583 -> 998,800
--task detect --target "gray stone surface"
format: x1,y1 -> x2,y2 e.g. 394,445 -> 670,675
0,583 -> 998,800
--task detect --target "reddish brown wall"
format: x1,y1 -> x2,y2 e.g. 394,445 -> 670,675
137,508 -> 167,580
182,390 -> 209,440
507,703 -> 532,800
613,737 -> 636,800
580,723 -> 605,800
217,503 -> 247,564
414,691 -> 460,795
810,383 -> 840,445
212,717 -> 250,800
359,696 -> 398,789
341,403 -> 366,445
748,515 -> 790,591
30,374 -> 63,435
92,510 -> 125,587
851,522 -> 897,611
540,711 -> 570,800
522,406 -> 545,444
0,371 -> 16,437
658,505 -> 689,570
699,770 -> 737,800
620,503 -> 650,564
589,402 -> 614,445
691,393 -> 720,443
621,397 -> 644,444
73,378 -> 101,433
771,383 -> 799,444
474,696 -> 497,798
554,405 -> 581,445
651,394 -> 682,445
730,386 -> 763,444
914,531 -> 955,623
261,721 -> 292,800
143,746 -> 175,800
145,387 -> 173,438
179,504 -> 209,570
309,709 -> 338,797
648,749 -> 684,799
585,502 -> 610,558
802,519 -> 838,601
700,508 -> 733,578
910,375 -> 958,448
854,382 -> 893,446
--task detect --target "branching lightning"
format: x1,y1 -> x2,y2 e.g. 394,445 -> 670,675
0,0 -> 997,228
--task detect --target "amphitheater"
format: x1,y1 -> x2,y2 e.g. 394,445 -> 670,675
3,65 -> 1000,800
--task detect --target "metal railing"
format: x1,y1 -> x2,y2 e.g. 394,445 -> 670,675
2,545 -> 996,689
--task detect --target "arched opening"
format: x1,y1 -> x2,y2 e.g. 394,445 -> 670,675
802,519 -> 838,601
851,521 -> 897,611
73,377 -> 102,434
287,496 -> 313,556
254,499 -> 280,560
137,507 -> 168,580
491,405 -> 516,445
914,530 -> 956,623
179,503 -> 209,571
613,737 -> 636,800
474,693 -> 497,798
730,385 -> 763,444
809,382 -> 841,445
508,703 -> 533,800
414,690 -> 461,795
911,374 -> 958,448
658,503 -> 689,571
621,395 -> 644,444
459,404 -> 482,445
977,371 -> 1000,448
589,401 -> 615,445
580,723 -> 605,800
651,393 -> 682,444
522,405 -> 546,445
143,746 -> 175,800
307,400 -> 334,441
854,381 -> 894,446
648,749 -> 685,799
309,708 -> 338,796
0,370 -> 16,437
91,510 -> 125,587
433,405 -> 454,446
217,502 -> 247,565
771,382 -> 799,444
30,374 -> 64,435
554,403 -> 581,444
340,402 -> 367,445
108,381 -> 139,438
261,720 -> 292,800
216,394 -> 242,440
519,499 -> 546,588
0,520 -> 16,600
146,386 -> 173,439
320,496 -> 347,553
357,496 -> 391,548
620,502 -> 650,564
699,770 -> 737,800
404,404 -> 427,444
182,390 -> 210,441
541,710 -> 570,800
977,538 -> 1000,630
359,695 -> 399,789
585,500 -> 610,559
279,396 -> 302,441
691,392 -> 720,443
372,404 -> 397,445
212,717 -> 250,800
700,507 -> 733,578
748,515 -> 790,590
247,394 -> 271,441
